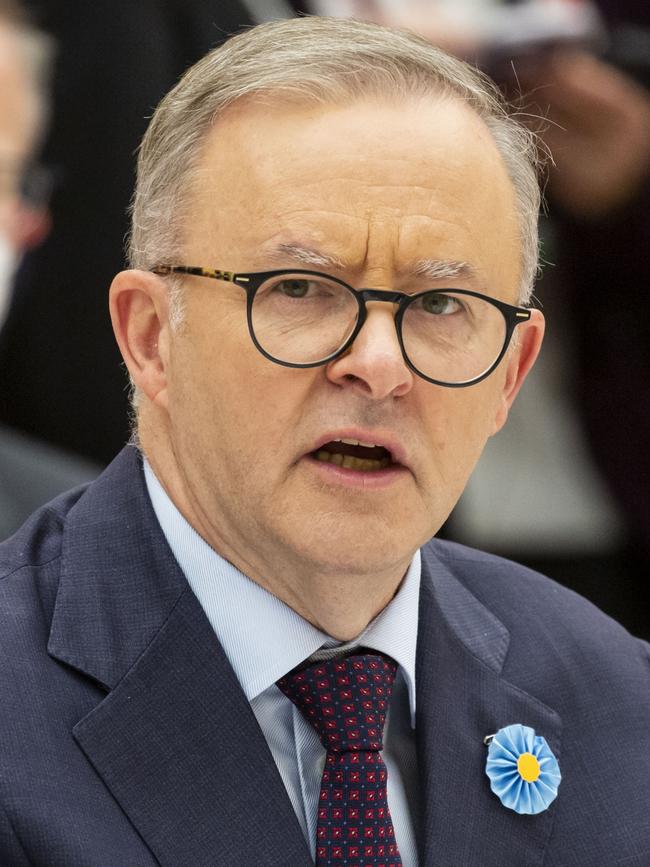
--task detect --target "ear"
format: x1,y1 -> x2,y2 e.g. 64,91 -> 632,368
109,269 -> 172,411
491,309 -> 545,435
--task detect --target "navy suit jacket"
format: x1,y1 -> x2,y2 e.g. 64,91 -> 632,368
1,447 -> 649,866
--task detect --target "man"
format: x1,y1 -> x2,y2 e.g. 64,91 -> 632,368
0,0 -> 98,540
1,16 -> 648,866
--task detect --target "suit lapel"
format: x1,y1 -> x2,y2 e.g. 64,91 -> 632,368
416,551 -> 562,866
48,449 -> 311,867
73,587 -> 311,867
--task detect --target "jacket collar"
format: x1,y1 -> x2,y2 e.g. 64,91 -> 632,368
415,547 -> 562,866
48,447 -> 187,690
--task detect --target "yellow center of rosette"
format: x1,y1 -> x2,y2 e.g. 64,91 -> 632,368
517,752 -> 541,783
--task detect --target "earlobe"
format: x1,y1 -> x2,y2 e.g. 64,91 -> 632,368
109,270 -> 171,410
491,309 -> 545,435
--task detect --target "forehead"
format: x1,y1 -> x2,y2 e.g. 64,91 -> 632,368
186,94 -> 522,295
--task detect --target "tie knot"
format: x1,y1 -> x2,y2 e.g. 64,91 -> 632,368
276,653 -> 397,753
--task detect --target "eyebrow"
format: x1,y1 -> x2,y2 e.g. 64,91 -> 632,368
266,243 -> 479,284
267,243 -> 347,270
411,259 -> 479,283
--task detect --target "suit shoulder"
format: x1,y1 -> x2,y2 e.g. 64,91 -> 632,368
423,537 -> 649,662
0,485 -> 93,699
0,485 -> 87,581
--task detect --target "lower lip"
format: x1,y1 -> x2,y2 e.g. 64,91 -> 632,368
304,454 -> 410,490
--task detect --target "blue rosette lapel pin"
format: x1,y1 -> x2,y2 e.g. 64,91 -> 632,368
485,723 -> 561,815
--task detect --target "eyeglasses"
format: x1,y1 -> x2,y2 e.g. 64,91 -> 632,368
151,265 -> 532,388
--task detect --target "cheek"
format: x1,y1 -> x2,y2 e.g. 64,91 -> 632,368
170,319 -> 314,470
421,383 -> 502,485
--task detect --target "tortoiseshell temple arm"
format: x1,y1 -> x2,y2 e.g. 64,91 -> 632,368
150,265 -> 238,283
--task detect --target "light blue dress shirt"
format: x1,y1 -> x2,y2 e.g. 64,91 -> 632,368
144,461 -> 420,865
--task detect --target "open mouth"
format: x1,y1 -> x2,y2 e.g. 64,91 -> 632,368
312,438 -> 394,472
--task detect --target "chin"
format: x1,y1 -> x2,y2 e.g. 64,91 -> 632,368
280,516 -> 422,578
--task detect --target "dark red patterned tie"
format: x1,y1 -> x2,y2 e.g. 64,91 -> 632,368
277,653 -> 403,867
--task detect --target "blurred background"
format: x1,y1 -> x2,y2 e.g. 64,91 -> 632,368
0,0 -> 648,638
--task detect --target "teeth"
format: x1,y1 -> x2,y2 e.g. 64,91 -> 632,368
336,438 -> 380,448
341,455 -> 388,471
315,451 -> 390,471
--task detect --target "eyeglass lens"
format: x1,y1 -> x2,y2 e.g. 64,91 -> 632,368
250,274 -> 507,384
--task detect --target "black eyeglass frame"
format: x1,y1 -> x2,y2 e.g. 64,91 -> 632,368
151,264 -> 532,388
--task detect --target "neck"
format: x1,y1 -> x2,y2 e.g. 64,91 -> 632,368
251,564 -> 404,641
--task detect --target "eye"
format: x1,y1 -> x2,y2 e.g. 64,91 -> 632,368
420,292 -> 461,315
275,278 -> 312,298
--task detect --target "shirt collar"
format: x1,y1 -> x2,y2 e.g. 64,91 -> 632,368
144,459 -> 419,726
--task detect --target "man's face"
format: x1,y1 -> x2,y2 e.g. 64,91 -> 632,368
159,94 -> 535,581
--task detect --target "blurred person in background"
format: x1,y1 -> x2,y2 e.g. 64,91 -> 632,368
0,0 -> 98,540
0,0 -> 254,465
456,10 -> 650,640
298,0 -> 650,639
0,0 -> 48,341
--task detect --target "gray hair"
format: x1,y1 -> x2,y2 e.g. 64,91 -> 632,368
129,15 -> 542,325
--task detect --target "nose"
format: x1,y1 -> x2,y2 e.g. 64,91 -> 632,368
326,302 -> 414,399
